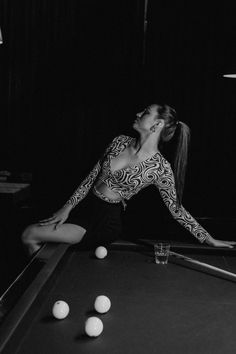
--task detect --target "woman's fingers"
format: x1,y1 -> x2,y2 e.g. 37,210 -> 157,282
38,216 -> 59,226
38,220 -> 56,226
224,244 -> 233,248
218,241 -> 233,248
207,239 -> 235,248
54,220 -> 64,230
208,238 -> 236,248
39,216 -> 56,223
219,240 -> 236,247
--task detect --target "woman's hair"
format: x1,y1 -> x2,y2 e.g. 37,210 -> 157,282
157,104 -> 190,206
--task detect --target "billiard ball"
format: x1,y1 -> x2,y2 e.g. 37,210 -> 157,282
94,295 -> 111,313
52,300 -> 70,319
85,317 -> 103,337
95,246 -> 108,259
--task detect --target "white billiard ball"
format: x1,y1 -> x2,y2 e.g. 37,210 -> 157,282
85,317 -> 103,337
95,246 -> 108,259
94,295 -> 111,314
52,300 -> 70,319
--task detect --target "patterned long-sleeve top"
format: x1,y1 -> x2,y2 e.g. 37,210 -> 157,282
66,135 -> 211,243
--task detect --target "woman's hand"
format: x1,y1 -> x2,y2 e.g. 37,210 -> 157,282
205,235 -> 236,248
38,204 -> 72,230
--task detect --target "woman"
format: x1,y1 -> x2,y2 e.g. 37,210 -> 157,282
22,104 -> 236,255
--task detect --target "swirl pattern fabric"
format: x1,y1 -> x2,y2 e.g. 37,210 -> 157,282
66,135 -> 210,243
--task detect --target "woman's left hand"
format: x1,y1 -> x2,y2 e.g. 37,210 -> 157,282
205,235 -> 236,248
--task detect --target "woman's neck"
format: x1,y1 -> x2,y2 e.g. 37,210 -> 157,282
132,132 -> 161,156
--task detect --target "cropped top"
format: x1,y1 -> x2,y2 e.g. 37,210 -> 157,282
66,135 -> 211,243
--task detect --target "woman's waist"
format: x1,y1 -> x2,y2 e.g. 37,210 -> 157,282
94,180 -> 122,201
93,181 -> 127,210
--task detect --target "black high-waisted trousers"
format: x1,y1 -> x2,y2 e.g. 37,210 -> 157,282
66,190 -> 123,250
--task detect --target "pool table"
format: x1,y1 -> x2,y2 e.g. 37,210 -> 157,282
1,240 -> 236,354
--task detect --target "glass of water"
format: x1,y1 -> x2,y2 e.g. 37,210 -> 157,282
154,243 -> 170,264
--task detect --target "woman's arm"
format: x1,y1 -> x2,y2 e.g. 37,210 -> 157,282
64,136 -> 118,208
154,160 -> 236,247
65,160 -> 102,208
39,135 -> 126,227
38,159 -> 102,227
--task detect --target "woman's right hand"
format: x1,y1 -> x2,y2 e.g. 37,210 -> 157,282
38,204 -> 72,229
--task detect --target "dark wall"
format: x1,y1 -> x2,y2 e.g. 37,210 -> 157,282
143,2 -> 236,218
1,0 -> 236,219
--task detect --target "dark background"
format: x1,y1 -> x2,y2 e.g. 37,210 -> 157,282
0,1 -> 236,291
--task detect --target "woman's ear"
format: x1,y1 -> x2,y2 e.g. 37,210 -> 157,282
157,119 -> 165,128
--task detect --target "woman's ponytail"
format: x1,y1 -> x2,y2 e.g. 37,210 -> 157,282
157,104 -> 190,206
173,121 -> 190,206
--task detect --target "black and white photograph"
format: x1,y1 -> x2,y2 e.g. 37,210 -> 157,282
1,1 -> 236,353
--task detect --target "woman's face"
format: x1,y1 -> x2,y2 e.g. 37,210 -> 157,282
133,104 -> 159,132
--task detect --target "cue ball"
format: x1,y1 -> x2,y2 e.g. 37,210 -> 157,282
85,317 -> 103,337
94,295 -> 111,313
52,300 -> 70,319
95,246 -> 107,259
